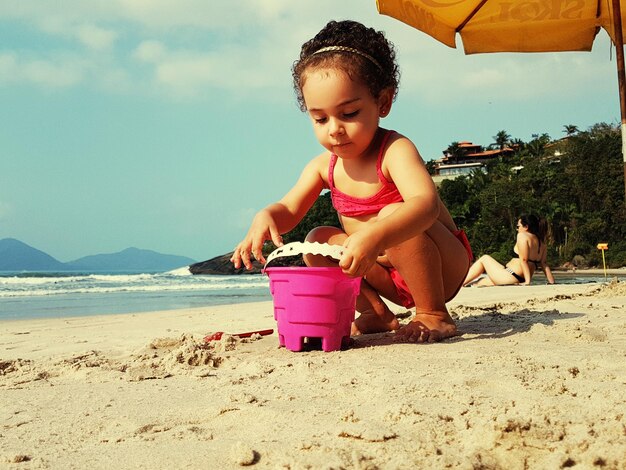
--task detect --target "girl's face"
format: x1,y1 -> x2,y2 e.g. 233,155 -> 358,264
301,67 -> 391,159
517,220 -> 528,232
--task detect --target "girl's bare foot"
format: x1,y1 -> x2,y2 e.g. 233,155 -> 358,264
351,309 -> 400,335
395,311 -> 457,343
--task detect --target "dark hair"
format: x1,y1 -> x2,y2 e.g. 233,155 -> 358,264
292,20 -> 400,112
537,217 -> 549,243
519,214 -> 548,244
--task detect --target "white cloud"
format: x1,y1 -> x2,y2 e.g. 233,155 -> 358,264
97,67 -> 132,93
154,56 -> 215,93
0,52 -> 83,87
37,16 -> 118,51
0,2 -> 381,98
0,1 -> 619,106
0,54 -> 17,80
131,39 -> 293,98
75,24 -> 117,50
24,58 -> 84,87
134,40 -> 166,63
395,31 -> 617,106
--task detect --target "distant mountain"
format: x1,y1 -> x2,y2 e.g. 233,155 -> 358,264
0,238 -> 67,271
0,238 -> 196,272
68,247 -> 195,272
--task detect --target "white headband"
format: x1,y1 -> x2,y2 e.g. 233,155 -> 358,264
311,45 -> 383,71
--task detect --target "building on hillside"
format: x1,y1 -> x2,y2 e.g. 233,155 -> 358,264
431,141 -> 515,186
543,136 -> 569,163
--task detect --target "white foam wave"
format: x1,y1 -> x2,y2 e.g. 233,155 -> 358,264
0,273 -> 155,285
166,266 -> 192,276
0,273 -> 269,298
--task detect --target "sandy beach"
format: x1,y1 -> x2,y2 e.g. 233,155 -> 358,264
2,280 -> 626,469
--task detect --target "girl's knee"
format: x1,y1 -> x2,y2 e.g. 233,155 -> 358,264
305,226 -> 346,244
304,226 -> 346,267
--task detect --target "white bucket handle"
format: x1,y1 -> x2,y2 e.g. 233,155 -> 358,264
264,242 -> 344,269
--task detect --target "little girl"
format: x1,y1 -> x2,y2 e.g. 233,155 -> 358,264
231,20 -> 472,343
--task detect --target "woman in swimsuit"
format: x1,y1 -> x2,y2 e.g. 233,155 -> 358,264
231,20 -> 472,343
463,214 -> 555,287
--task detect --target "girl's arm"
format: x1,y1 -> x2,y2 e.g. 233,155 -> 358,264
339,136 -> 440,276
231,155 -> 326,269
368,136 -> 439,243
516,233 -> 532,285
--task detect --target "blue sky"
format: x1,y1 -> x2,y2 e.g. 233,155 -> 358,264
0,1 -> 620,263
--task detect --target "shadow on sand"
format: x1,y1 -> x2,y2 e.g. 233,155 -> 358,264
450,307 -> 585,341
348,307 -> 585,348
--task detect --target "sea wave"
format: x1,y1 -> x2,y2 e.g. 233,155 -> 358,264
166,266 -> 192,276
0,272 -> 269,298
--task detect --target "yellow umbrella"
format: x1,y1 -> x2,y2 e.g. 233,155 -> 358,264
377,0 -> 626,198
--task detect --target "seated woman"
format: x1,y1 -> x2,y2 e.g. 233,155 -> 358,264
463,214 -> 555,287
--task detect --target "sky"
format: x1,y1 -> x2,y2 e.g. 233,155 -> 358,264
0,1 -> 621,263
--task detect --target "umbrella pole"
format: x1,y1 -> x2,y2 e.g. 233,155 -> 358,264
611,0 -> 626,200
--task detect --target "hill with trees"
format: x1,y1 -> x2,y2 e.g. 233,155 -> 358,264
438,122 -> 626,268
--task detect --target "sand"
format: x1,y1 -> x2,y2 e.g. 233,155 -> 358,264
1,280 -> 626,469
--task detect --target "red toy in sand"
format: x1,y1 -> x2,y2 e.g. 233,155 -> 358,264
204,329 -> 274,343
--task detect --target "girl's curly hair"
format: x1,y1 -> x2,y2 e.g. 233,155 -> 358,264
292,20 -> 400,111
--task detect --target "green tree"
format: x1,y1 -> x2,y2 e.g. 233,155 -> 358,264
563,124 -> 579,136
446,142 -> 464,163
525,133 -> 551,158
425,159 -> 437,175
283,192 -> 340,244
492,130 -> 511,150
437,122 -> 626,267
510,138 -> 526,155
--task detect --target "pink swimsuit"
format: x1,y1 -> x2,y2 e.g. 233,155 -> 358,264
328,130 -> 473,309
329,130 -> 403,217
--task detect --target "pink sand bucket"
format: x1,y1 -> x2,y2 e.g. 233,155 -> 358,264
264,242 -> 361,352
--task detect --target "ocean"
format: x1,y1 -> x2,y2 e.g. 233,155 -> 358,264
0,269 -> 617,322
0,268 -> 271,321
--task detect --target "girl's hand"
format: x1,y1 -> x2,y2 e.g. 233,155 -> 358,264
231,211 -> 283,270
338,230 -> 382,277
